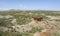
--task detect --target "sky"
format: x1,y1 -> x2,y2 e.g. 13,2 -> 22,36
0,0 -> 60,11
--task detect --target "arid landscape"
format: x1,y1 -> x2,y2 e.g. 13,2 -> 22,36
0,10 -> 60,36
0,0 -> 60,36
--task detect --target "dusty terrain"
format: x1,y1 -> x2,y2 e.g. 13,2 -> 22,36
0,11 -> 60,36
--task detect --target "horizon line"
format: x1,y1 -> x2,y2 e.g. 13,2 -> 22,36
0,9 -> 60,11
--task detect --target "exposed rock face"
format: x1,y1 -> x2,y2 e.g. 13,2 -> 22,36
32,17 -> 43,22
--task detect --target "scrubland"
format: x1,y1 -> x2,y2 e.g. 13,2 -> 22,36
0,10 -> 60,36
